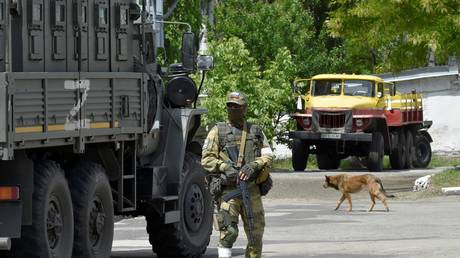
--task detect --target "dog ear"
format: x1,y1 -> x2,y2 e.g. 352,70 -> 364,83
325,175 -> 329,182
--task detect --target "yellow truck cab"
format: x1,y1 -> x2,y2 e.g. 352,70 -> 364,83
289,74 -> 432,171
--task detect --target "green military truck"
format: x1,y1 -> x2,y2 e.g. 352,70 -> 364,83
0,1 -> 214,257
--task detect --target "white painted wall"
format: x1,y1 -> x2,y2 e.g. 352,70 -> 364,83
392,75 -> 460,152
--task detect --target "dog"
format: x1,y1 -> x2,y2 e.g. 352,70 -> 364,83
323,174 -> 394,212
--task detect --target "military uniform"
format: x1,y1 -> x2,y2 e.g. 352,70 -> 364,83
201,92 -> 273,258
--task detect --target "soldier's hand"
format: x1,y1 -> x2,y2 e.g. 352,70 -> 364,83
239,163 -> 256,181
239,171 -> 250,181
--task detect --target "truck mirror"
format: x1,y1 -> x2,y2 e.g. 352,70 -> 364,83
197,55 -> 213,71
182,32 -> 196,72
293,80 -> 310,94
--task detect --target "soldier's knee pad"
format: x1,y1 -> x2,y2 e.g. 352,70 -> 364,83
222,224 -> 238,244
218,209 -> 239,245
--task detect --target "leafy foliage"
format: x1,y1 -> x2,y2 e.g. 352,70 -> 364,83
161,0 -> 202,64
214,0 -> 346,76
201,38 -> 295,141
328,0 -> 460,72
199,0 -> 347,142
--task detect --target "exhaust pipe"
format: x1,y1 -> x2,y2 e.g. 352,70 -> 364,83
0,238 -> 11,250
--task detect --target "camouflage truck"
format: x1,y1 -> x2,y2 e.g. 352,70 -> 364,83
0,1 -> 214,257
289,74 -> 433,172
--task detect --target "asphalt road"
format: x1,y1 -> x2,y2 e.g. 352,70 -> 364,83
111,167 -> 460,258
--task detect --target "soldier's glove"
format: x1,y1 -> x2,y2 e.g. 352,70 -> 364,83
240,162 -> 258,181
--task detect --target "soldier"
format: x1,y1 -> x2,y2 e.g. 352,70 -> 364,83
201,91 -> 274,258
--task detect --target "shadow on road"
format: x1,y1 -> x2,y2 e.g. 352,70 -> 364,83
111,248 -> 246,258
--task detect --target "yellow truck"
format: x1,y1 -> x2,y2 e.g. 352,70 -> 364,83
289,74 -> 433,171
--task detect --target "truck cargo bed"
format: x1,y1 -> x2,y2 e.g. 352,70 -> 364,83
0,72 -> 147,159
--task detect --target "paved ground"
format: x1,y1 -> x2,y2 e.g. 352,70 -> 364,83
111,167 -> 460,258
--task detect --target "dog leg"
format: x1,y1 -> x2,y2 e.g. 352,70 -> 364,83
368,194 -> 376,212
345,194 -> 352,212
376,193 -> 390,212
335,194 -> 346,210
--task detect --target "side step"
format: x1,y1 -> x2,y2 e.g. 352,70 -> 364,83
151,196 -> 180,224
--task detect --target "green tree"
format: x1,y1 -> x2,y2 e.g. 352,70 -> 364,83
199,0 -> 349,142
328,0 -> 460,72
161,0 -> 202,64
213,0 -> 346,76
201,38 -> 295,141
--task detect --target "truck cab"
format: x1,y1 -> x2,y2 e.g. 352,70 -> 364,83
290,74 -> 432,172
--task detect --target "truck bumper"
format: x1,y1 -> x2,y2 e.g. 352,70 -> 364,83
0,202 -> 22,238
289,131 -> 372,142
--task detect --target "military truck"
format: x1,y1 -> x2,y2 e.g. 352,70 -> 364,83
289,74 -> 433,172
0,1 -> 214,257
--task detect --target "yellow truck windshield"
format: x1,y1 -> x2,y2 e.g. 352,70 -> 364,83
312,79 -> 374,97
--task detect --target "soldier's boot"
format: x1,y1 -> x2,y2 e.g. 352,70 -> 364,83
218,247 -> 232,258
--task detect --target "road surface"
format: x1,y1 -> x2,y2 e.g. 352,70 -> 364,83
111,167 -> 460,258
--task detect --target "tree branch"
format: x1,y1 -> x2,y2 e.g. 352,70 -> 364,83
163,0 -> 180,20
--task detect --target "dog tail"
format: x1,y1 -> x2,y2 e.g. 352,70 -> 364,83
376,178 -> 395,198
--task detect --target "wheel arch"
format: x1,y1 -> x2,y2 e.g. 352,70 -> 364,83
145,108 -> 207,191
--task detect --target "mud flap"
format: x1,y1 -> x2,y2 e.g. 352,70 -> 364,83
0,202 -> 22,238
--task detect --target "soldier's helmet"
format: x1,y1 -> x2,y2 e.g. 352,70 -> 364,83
226,92 -> 248,107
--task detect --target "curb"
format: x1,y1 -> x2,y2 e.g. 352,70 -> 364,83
441,187 -> 460,195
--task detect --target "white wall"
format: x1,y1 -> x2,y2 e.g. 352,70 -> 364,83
394,75 -> 460,152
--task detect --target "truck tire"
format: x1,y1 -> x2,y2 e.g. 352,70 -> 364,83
148,152 -> 212,258
367,132 -> 384,172
292,139 -> 309,171
11,161 -> 74,258
389,130 -> 406,169
316,153 -> 340,170
67,162 -> 114,258
404,130 -> 414,169
413,135 -> 432,168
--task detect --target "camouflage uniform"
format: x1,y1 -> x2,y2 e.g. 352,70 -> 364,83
201,92 -> 273,258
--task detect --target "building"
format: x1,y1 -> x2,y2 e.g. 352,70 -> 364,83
378,62 -> 460,154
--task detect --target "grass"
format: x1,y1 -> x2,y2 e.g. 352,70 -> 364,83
273,155 -> 317,170
398,169 -> 460,199
273,154 -> 460,171
428,155 -> 460,168
431,169 -> 460,188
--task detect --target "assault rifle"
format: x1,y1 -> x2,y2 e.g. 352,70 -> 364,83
220,146 -> 255,245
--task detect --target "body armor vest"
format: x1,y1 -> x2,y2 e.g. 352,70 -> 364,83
216,122 -> 263,165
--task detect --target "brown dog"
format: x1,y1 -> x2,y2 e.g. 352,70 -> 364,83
323,174 -> 394,212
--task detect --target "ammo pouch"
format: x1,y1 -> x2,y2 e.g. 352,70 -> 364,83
257,167 -> 273,196
215,209 -> 232,231
206,174 -> 223,198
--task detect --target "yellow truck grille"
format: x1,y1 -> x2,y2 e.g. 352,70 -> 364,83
319,112 -> 346,128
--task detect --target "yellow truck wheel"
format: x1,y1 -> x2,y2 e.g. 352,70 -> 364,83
316,153 -> 340,170
413,135 -> 432,168
292,139 -> 309,171
404,130 -> 415,169
367,132 -> 384,172
389,130 -> 406,169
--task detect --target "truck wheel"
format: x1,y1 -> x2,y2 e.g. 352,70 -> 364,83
404,130 -> 414,169
11,161 -> 74,258
292,139 -> 309,171
413,135 -> 432,168
367,132 -> 384,172
148,152 -> 212,258
389,130 -> 406,169
67,162 -> 114,258
316,153 -> 340,170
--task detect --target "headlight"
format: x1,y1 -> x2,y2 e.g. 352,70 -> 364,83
355,119 -> 364,127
